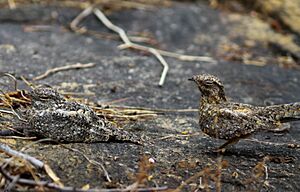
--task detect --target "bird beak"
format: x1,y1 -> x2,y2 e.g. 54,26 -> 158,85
188,77 -> 194,81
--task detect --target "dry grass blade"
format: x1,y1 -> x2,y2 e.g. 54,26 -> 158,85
91,105 -> 159,124
173,169 -> 206,192
44,164 -> 64,187
0,89 -> 30,121
91,104 -> 198,125
0,100 -> 23,121
100,105 -> 198,113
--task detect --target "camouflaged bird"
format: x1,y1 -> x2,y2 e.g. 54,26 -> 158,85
189,74 -> 300,150
6,87 -> 141,144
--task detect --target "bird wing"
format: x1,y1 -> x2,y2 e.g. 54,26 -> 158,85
255,102 -> 300,122
203,106 -> 271,140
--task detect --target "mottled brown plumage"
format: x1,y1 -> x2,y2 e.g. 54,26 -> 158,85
189,74 -> 300,150
9,87 -> 142,144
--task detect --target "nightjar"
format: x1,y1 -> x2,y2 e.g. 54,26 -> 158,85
5,87 -> 141,144
189,74 -> 300,150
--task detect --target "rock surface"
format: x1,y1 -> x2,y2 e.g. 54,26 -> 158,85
0,1 -> 300,191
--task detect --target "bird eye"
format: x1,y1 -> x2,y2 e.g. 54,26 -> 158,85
39,95 -> 50,99
205,80 -> 214,86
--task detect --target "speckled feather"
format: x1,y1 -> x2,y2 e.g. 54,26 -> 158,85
189,74 -> 300,148
14,88 -> 142,144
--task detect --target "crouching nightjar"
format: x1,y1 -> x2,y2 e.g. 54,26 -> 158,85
189,74 -> 300,150
6,87 -> 142,144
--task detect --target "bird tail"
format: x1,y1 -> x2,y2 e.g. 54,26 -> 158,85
261,102 -> 300,122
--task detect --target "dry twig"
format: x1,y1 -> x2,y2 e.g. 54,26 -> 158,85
0,166 -> 167,192
0,143 -> 44,169
60,145 -> 112,183
0,72 -> 18,90
71,6 -> 215,86
33,63 -> 95,81
0,143 -> 63,186
7,0 -> 16,9
70,6 -> 93,33
92,7 -> 169,86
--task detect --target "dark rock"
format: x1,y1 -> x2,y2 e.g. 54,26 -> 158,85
0,2 -> 300,191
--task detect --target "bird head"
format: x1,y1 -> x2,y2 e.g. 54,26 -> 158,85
189,74 -> 227,103
29,87 -> 65,102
